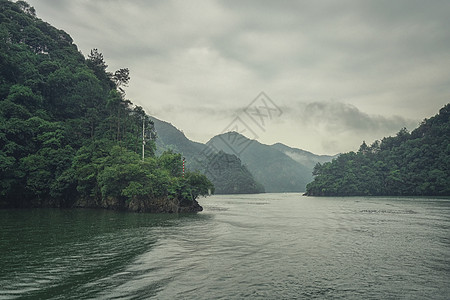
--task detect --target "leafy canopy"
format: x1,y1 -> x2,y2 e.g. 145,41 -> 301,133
0,0 -> 213,208
305,104 -> 450,196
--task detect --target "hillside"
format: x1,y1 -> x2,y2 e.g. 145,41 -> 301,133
150,117 -> 204,158
305,104 -> 450,196
207,132 -> 335,192
0,0 -> 212,211
149,117 -> 264,194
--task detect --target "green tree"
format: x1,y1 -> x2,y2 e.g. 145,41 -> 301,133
306,104 -> 450,197
0,0 -> 212,211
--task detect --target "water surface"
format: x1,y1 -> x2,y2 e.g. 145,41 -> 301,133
1,194 -> 449,299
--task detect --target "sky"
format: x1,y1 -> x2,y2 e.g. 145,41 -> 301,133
26,0 -> 450,155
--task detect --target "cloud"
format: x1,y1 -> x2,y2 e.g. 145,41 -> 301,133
27,0 -> 450,154
296,101 -> 417,134
272,100 -> 420,154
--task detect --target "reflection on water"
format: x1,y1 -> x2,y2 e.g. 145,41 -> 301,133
0,195 -> 449,299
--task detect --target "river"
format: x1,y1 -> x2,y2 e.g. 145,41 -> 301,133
1,194 -> 449,299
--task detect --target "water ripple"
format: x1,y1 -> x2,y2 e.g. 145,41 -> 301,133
1,196 -> 449,299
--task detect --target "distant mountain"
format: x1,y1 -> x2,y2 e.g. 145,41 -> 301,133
150,118 -> 337,193
207,132 -> 336,193
149,117 -> 264,194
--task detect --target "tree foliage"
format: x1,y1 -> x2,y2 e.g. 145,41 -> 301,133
305,104 -> 450,196
0,0 -> 213,209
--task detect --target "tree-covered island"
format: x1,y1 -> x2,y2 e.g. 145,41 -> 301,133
305,104 -> 450,196
0,0 -> 213,212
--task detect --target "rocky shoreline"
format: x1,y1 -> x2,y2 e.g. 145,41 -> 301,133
0,196 -> 203,213
74,196 -> 203,213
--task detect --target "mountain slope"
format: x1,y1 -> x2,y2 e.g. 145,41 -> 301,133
149,116 -> 264,194
207,132 -> 335,192
150,117 -> 204,158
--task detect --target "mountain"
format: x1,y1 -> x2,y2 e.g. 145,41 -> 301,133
305,104 -> 450,196
0,0 -> 212,212
149,116 -> 264,194
150,116 -> 204,158
207,132 -> 336,192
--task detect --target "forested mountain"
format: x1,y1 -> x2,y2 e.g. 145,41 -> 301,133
207,132 -> 335,192
150,117 -> 264,194
0,0 -> 212,212
150,117 -> 204,158
305,104 -> 450,196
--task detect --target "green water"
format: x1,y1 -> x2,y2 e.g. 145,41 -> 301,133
1,194 -> 449,299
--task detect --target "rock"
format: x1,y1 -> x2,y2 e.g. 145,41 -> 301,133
127,196 -> 203,213
73,195 -> 203,213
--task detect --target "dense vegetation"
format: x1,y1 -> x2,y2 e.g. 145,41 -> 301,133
305,104 -> 450,196
0,0 -> 213,211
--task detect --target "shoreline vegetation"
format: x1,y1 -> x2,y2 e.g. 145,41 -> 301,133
0,0 -> 213,212
305,104 -> 449,197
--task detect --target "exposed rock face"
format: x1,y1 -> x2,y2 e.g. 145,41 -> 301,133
74,196 -> 203,213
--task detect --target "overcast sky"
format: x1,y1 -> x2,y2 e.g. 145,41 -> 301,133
27,0 -> 450,155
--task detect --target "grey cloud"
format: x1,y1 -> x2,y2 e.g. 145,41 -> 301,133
149,104 -> 240,119
218,0 -> 450,72
26,0 -> 450,154
293,101 -> 417,134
